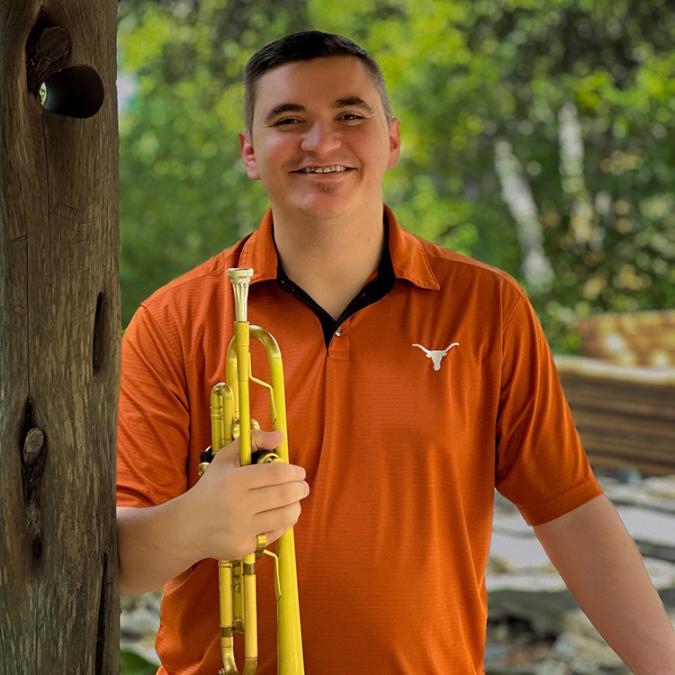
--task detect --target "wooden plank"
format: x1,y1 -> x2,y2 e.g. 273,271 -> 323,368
580,432 -> 675,474
554,356 -> 675,474
570,410 -> 675,443
563,389 -> 675,420
581,434 -> 675,463
589,454 -> 675,476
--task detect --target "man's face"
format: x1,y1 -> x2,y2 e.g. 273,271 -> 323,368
240,56 -> 400,220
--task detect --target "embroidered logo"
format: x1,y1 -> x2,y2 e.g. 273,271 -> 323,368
412,342 -> 460,371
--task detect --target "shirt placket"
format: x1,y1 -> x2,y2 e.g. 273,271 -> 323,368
318,317 -> 352,485
327,317 -> 351,361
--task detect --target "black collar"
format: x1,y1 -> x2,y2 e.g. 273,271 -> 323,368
275,220 -> 396,346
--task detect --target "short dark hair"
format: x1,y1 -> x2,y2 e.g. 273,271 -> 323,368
243,31 -> 393,134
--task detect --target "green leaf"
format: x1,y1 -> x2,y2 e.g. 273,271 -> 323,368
119,648 -> 157,675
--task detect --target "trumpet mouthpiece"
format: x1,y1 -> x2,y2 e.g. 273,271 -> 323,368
228,268 -> 254,322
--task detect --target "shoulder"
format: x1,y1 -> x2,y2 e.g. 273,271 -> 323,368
124,235 -> 250,352
412,233 -> 526,320
422,235 -> 522,290
142,236 -> 249,312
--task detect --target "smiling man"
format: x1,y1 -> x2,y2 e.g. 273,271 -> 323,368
116,32 -> 675,674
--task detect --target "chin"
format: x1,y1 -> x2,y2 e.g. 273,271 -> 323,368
294,196 -> 353,220
300,206 -> 349,220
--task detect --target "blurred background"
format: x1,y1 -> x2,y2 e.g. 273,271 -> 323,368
117,0 -> 674,347
116,1 -> 675,673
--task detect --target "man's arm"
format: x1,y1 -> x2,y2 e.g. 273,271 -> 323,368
533,493 -> 675,675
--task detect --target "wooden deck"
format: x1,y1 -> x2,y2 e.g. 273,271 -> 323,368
556,356 -> 675,475
554,310 -> 675,475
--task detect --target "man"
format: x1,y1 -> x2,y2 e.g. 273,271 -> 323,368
117,31 -> 675,674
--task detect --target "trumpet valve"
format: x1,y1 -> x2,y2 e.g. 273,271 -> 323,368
251,449 -> 279,465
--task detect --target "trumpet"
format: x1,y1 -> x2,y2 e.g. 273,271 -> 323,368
198,267 -> 305,675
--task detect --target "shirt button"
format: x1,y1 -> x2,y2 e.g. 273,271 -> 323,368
335,326 -> 343,337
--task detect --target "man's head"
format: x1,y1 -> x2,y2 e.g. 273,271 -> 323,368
239,33 -> 400,221
244,31 -> 393,135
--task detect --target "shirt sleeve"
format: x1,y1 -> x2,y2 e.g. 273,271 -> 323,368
495,293 -> 603,525
116,304 -> 191,508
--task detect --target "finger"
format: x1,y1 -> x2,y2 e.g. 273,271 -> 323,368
249,480 -> 310,515
241,460 -> 306,489
261,527 -> 287,547
252,502 -> 302,536
237,526 -> 288,559
210,438 -> 241,468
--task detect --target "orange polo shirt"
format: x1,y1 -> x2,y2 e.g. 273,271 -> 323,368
117,206 -> 603,674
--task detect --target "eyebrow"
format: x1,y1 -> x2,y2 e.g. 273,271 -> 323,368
335,97 -> 374,114
263,97 -> 375,124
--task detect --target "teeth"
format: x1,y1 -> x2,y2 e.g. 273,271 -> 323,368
300,165 -> 348,174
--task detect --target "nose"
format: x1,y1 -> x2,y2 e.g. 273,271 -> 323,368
300,120 -> 341,153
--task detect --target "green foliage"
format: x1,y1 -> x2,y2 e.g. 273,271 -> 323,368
120,648 -> 156,675
118,1 -> 309,324
118,0 -> 675,349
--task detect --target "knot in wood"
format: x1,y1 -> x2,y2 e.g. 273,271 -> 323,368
37,26 -> 72,67
23,427 -> 45,466
26,24 -> 72,96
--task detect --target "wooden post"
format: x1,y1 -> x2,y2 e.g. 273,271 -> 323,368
0,1 -> 119,673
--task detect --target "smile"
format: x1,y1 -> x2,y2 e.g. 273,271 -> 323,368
295,165 -> 352,174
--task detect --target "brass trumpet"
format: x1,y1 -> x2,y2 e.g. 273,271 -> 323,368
198,267 -> 304,675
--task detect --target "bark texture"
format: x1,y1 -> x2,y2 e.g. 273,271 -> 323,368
0,1 -> 119,673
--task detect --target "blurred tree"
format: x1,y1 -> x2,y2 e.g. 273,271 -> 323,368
118,0 -> 675,350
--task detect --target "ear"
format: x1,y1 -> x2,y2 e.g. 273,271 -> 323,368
239,132 -> 260,180
387,118 -> 401,169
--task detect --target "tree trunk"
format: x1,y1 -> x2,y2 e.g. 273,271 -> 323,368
0,2 -> 119,673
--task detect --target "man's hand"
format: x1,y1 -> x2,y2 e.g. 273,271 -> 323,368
117,429 -> 309,595
186,429 -> 310,562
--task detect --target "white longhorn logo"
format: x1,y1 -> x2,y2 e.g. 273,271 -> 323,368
412,342 -> 460,371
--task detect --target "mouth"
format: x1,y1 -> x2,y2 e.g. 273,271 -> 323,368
292,164 -> 355,175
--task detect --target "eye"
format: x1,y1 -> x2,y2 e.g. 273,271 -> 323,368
273,117 -> 302,127
339,113 -> 365,122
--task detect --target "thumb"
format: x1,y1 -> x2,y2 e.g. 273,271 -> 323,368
210,428 -> 285,468
252,427 -> 285,453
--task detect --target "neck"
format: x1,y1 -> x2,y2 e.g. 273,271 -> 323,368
272,204 -> 385,320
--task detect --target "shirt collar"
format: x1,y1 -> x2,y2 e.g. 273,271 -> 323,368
237,204 -> 440,291
384,205 -> 439,290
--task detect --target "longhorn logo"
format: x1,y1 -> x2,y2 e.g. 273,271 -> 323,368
412,342 -> 460,371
